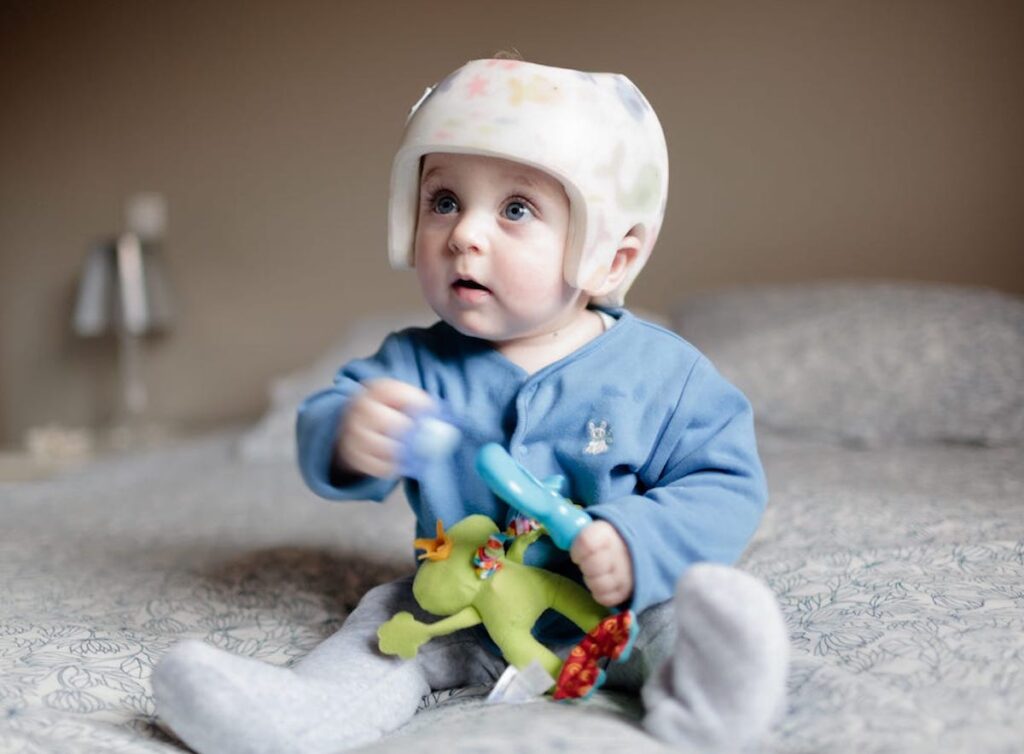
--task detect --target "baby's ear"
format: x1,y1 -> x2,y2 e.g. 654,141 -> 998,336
581,227 -> 643,298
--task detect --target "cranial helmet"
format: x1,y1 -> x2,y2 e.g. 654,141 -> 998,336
388,59 -> 669,307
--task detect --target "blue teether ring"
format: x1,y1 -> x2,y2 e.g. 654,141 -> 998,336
475,443 -> 592,550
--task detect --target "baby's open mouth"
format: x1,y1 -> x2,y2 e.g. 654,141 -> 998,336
451,278 -> 491,302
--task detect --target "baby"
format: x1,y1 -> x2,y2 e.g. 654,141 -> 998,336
153,58 -> 789,753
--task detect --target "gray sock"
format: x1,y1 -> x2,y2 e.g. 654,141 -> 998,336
151,579 -> 426,754
152,637 -> 430,754
151,578 -> 504,754
641,563 -> 789,752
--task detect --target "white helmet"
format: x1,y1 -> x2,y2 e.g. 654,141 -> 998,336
388,59 -> 668,307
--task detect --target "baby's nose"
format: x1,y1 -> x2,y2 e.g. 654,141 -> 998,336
448,213 -> 489,254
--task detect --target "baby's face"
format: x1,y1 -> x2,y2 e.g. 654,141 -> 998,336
414,153 -> 584,345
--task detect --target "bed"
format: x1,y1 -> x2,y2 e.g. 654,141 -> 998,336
2,282 -> 1022,753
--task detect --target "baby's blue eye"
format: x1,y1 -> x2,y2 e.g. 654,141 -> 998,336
433,194 -> 458,214
503,201 -> 532,221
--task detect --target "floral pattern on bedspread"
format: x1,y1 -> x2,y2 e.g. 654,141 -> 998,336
0,437 -> 415,753
744,441 -> 1024,754
753,541 -> 1024,753
0,542 -> 408,753
0,436 -> 1022,753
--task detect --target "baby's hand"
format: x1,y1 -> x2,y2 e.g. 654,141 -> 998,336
570,521 -> 634,607
335,378 -> 434,479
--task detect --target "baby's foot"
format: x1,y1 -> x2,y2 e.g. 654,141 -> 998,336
152,639 -> 426,754
642,564 -> 789,752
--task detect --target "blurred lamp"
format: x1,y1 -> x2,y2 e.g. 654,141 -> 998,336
73,193 -> 174,429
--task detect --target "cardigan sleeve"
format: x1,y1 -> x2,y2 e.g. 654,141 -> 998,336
584,356 -> 768,613
295,332 -> 421,502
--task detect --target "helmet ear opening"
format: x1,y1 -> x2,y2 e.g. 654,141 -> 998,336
584,225 -> 646,299
625,224 -> 646,250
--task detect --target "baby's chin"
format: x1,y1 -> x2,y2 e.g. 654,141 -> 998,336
437,315 -> 511,344
430,307 -> 535,345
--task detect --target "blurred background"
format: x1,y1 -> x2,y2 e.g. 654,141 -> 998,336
1,0 -> 1022,450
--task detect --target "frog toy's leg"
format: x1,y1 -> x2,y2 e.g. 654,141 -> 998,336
461,563 -> 601,686
536,571 -> 638,700
546,572 -> 609,634
487,620 -> 565,681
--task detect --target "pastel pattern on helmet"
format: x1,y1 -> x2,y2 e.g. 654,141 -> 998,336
507,75 -> 564,106
614,75 -> 651,120
388,58 -> 669,307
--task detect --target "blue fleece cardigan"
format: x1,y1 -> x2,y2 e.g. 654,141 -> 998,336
297,309 -> 767,616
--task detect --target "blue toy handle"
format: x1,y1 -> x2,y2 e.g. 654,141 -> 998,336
475,442 -> 592,550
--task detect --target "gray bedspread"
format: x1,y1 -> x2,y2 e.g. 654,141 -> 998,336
1,431 -> 1022,753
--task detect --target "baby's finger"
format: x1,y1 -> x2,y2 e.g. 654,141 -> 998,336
585,571 -> 624,597
576,554 -> 615,580
365,379 -> 436,415
593,584 -> 630,607
344,423 -> 402,464
355,397 -> 417,440
569,528 -> 604,563
342,446 -> 397,479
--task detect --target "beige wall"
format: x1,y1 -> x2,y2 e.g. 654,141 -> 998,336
1,0 -> 1022,447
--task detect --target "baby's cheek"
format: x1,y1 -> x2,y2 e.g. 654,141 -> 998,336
501,259 -> 563,298
414,247 -> 446,291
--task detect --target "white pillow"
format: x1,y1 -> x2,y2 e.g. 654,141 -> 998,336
673,282 -> 1024,447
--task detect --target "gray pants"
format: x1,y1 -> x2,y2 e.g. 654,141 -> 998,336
295,575 -> 675,703
152,565 -> 787,754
